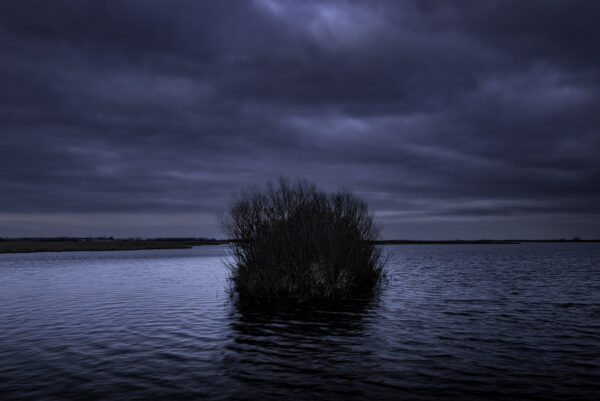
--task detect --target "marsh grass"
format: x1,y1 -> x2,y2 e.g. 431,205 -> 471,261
223,178 -> 387,305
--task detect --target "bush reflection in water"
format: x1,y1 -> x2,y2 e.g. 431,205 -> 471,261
224,297 -> 380,399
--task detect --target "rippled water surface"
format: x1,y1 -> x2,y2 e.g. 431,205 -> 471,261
1,243 -> 599,400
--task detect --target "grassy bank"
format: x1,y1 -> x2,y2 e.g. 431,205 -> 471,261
0,238 -> 228,253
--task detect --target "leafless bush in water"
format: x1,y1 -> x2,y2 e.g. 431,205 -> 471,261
222,178 -> 386,304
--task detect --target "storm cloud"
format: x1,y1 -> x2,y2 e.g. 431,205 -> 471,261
1,0 -> 599,238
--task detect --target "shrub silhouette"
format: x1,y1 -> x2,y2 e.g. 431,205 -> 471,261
223,178 -> 386,304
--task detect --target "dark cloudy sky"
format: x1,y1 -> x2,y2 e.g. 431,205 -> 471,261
1,0 -> 599,239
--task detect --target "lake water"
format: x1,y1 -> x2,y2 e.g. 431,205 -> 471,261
1,243 -> 599,400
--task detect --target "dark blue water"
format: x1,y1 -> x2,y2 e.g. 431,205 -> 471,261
1,243 -> 599,400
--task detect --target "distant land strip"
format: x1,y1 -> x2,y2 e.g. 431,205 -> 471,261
0,238 -> 228,254
0,237 -> 598,254
374,239 -> 599,245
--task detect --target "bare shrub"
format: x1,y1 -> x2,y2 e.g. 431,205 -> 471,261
222,178 -> 386,304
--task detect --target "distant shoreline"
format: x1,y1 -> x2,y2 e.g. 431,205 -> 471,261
0,238 -> 228,254
373,239 -> 600,245
1,237 -> 598,254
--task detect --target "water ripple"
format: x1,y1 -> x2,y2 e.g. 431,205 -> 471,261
1,244 -> 599,400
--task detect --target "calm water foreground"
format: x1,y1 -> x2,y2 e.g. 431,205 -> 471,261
1,243 -> 599,400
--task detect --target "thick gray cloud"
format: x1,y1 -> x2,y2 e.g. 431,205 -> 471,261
1,0 -> 599,239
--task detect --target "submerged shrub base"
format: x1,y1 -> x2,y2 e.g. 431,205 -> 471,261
224,179 -> 386,305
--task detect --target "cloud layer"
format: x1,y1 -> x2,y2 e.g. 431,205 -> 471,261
1,0 -> 599,238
